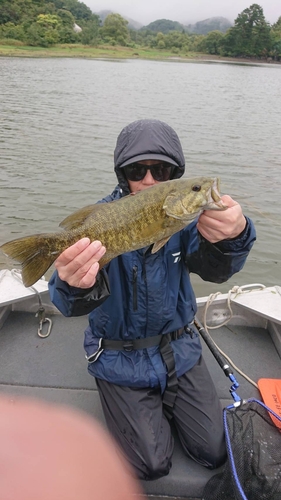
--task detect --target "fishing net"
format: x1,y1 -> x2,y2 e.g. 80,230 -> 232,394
193,316 -> 281,500
202,398 -> 281,500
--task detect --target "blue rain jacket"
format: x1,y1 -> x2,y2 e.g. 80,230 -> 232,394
48,119 -> 256,392
49,185 -> 256,393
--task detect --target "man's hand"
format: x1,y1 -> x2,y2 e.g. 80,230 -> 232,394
197,195 -> 246,243
55,238 -> 106,288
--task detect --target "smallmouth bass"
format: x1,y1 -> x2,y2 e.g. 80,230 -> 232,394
1,177 -> 226,287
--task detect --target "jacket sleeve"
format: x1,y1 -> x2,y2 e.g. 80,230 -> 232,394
184,216 -> 256,283
48,268 -> 110,317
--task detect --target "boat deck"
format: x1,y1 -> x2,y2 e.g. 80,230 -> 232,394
0,304 -> 280,499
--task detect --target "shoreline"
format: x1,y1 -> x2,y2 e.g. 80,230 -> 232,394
0,44 -> 280,66
169,53 -> 281,66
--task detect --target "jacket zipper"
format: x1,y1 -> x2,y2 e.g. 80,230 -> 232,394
132,265 -> 138,311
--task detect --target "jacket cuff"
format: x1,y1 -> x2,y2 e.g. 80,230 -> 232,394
214,217 -> 252,252
49,269 -> 110,317
70,269 -> 111,316
68,269 -> 110,298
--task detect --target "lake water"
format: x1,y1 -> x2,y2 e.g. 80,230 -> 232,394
0,56 -> 280,296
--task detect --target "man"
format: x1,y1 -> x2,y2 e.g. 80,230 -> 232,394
49,119 -> 256,480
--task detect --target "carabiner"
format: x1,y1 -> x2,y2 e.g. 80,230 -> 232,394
38,317 -> 52,338
36,307 -> 52,338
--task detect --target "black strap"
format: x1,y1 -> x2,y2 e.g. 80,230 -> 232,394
160,323 -> 197,420
101,334 -> 163,352
86,333 -> 165,363
159,333 -> 179,420
97,327 -> 185,352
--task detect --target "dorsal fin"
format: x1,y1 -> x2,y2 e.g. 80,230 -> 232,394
59,204 -> 102,230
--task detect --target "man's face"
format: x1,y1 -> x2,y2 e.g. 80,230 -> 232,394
125,160 -> 173,193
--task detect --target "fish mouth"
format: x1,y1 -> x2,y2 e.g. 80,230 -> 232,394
206,178 -> 227,210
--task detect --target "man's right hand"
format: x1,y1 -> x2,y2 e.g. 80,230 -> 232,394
55,238 -> 106,289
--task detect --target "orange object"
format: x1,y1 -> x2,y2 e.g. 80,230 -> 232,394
258,378 -> 281,429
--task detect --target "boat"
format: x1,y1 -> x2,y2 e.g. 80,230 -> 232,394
0,268 -> 280,500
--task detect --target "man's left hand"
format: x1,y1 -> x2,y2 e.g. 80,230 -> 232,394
197,195 -> 247,243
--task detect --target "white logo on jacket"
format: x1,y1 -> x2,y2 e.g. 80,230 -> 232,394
172,252 -> 181,263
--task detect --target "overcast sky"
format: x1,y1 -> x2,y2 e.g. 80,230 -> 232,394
84,1 -> 280,25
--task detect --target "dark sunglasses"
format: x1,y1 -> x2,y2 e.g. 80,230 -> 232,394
123,162 -> 174,182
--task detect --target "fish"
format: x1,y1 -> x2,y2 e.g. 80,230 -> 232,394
0,177 -> 226,287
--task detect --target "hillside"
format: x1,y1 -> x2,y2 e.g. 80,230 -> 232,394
96,10 -> 143,30
141,19 -> 186,34
142,16 -> 232,34
95,10 -> 232,35
185,17 -> 232,34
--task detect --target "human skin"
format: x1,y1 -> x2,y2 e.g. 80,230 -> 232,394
0,395 -> 142,500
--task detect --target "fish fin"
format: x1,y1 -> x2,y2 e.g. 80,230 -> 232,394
59,204 -> 101,230
151,237 -> 171,253
1,234 -> 60,287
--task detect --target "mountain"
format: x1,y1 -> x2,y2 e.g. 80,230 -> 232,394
93,10 -> 232,35
142,16 -> 232,35
95,9 -> 111,23
95,10 -> 143,30
185,17 -> 232,34
141,19 -> 186,34
122,16 -> 143,30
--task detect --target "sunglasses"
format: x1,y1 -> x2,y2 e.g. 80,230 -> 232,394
123,162 -> 174,182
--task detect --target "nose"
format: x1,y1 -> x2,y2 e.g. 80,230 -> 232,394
142,169 -> 157,185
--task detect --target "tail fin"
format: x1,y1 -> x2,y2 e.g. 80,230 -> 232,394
1,233 -> 61,287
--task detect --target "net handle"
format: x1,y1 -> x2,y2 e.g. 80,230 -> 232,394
194,317 -> 241,402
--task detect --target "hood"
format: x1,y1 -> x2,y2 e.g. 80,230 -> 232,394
114,119 -> 185,195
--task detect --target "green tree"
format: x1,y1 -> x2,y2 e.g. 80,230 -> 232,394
52,0 -> 93,21
101,13 -> 129,45
57,8 -> 75,26
56,9 -> 78,43
79,19 -> 100,45
222,4 -> 272,57
270,17 -> 281,60
128,28 -> 159,49
0,21 -> 25,41
189,34 -> 205,52
0,4 -> 18,24
27,13 -> 61,46
156,32 -> 165,49
0,0 -> 33,24
198,30 -> 224,55
36,13 -> 60,29
164,31 -> 189,50
220,28 -> 236,56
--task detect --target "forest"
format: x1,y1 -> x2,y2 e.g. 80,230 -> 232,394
0,0 -> 280,60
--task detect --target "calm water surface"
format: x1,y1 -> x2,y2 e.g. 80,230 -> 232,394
0,57 -> 280,296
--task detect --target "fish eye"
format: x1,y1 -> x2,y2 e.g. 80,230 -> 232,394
192,184 -> 201,192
